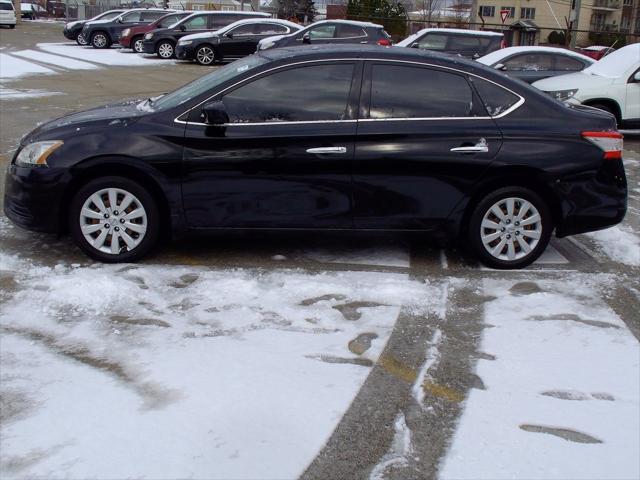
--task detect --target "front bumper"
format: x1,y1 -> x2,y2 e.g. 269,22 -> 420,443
4,163 -> 69,234
175,44 -> 195,60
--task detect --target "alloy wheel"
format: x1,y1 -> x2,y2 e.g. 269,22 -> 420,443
92,33 -> 107,48
196,46 -> 215,65
133,38 -> 144,53
79,187 -> 147,255
480,197 -> 542,262
77,33 -> 88,46
158,42 -> 174,58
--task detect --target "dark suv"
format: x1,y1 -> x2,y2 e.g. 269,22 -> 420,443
396,28 -> 503,58
63,9 -> 124,45
257,19 -> 391,51
142,11 -> 270,58
82,8 -> 170,49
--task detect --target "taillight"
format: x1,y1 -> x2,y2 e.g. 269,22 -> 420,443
377,39 -> 391,46
582,131 -> 623,160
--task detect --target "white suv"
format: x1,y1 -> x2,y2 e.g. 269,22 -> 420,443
533,43 -> 640,128
0,0 -> 16,28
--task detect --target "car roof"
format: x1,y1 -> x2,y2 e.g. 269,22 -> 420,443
308,19 -> 384,29
223,18 -> 302,29
477,46 -> 595,65
412,27 -> 503,37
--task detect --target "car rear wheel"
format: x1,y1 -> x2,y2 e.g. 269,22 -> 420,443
132,36 -> 144,53
76,33 -> 88,46
91,32 -> 111,49
468,187 -> 552,269
195,45 -> 216,65
588,103 -> 621,125
69,177 -> 160,263
156,40 -> 174,59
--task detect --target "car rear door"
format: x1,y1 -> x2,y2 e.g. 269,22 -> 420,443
352,61 -> 505,230
181,60 -> 361,229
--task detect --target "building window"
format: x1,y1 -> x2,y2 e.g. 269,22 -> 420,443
520,7 -> 535,19
479,5 -> 496,16
500,6 -> 515,17
192,4 -> 205,10
623,0 -> 632,5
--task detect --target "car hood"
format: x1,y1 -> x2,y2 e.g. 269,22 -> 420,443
84,18 -> 112,26
180,30 -> 219,42
532,71 -> 614,91
24,101 -> 146,144
258,34 -> 286,46
65,20 -> 85,28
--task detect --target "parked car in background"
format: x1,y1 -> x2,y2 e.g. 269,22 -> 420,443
47,1 -> 66,17
177,18 -> 302,65
477,46 -> 594,83
5,45 -> 627,269
142,11 -> 269,59
64,9 -> 125,45
0,0 -> 16,28
396,28 -> 503,58
82,8 -> 169,49
533,42 -> 640,128
578,45 -> 615,60
21,2 -> 46,19
257,19 -> 391,51
120,11 -> 191,53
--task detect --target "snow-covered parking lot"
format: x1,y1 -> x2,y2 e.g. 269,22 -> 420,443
1,22 -> 639,480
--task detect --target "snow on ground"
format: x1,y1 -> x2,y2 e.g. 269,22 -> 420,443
37,43 -> 176,67
13,49 -> 98,70
0,53 -> 54,79
441,277 -> 640,480
0,222 -> 444,478
586,225 -> 640,266
0,85 -> 63,100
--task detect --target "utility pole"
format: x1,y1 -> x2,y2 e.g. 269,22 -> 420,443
569,0 -> 582,48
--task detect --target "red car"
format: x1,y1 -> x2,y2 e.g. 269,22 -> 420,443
120,11 -> 192,53
577,45 -> 615,60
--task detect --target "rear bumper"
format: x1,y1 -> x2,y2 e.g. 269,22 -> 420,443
4,163 -> 68,234
0,17 -> 16,25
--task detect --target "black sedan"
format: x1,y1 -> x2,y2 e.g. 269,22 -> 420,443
176,18 -> 302,65
4,46 -> 627,269
63,9 -> 124,45
142,11 -> 270,59
257,19 -> 392,51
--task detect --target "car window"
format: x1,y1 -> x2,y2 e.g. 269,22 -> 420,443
97,11 -> 122,20
184,15 -> 207,30
141,11 -> 164,21
229,24 -> 256,35
308,24 -> 336,39
417,33 -> 447,50
158,14 -> 182,28
448,35 -> 481,50
471,77 -> 521,116
0,2 -> 14,9
210,16 -> 236,28
554,55 -> 586,71
221,63 -> 354,123
121,11 -> 142,22
337,24 -> 366,38
503,53 -> 553,71
256,23 -> 289,35
369,64 -> 474,118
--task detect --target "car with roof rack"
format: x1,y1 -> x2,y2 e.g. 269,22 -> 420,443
396,28 -> 503,59
63,9 -> 125,45
142,11 -> 270,59
81,8 -> 171,49
120,11 -> 192,53
176,18 -> 302,65
256,19 -> 391,51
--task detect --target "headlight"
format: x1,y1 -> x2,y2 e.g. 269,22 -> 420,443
259,40 -> 275,50
178,39 -> 192,45
144,32 -> 153,40
16,141 -> 64,167
548,89 -> 578,102
122,28 -> 131,37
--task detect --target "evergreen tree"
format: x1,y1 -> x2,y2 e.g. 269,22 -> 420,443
347,0 -> 407,37
275,0 -> 316,22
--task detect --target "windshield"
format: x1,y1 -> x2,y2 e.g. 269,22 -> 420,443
583,43 -> 640,78
94,10 -> 121,21
143,54 -> 270,112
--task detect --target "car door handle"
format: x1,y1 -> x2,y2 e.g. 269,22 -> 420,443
306,147 -> 347,154
450,138 -> 489,153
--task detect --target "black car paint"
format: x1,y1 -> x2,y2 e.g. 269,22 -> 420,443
63,9 -> 125,40
141,12 -> 270,56
5,46 -> 627,246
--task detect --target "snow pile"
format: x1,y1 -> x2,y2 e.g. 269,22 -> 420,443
586,225 -> 640,266
441,277 -> 640,480
0,53 -> 54,79
38,43 -> 176,67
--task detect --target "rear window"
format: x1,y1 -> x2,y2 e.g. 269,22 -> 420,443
0,2 -> 15,10
471,77 -> 521,116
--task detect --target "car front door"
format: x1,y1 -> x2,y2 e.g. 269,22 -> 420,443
113,11 -> 142,40
173,14 -> 209,41
222,23 -> 259,57
301,23 -> 338,45
181,61 -> 361,228
352,62 -> 505,230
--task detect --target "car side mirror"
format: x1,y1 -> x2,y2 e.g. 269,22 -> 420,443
410,42 -> 420,49
202,101 -> 229,125
302,33 -> 311,44
225,32 -> 233,39
494,63 -> 506,71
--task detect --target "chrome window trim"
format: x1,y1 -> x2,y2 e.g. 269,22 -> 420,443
174,57 -> 525,126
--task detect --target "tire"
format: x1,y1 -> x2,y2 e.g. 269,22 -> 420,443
467,187 -> 552,269
76,33 -> 88,46
588,103 -> 620,126
195,44 -> 217,65
91,31 -> 111,49
69,176 -> 160,263
131,36 -> 144,53
9,24 -> 15,29
156,40 -> 175,59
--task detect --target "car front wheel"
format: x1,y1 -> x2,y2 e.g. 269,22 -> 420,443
69,177 -> 160,263
132,36 -> 144,53
91,32 -> 110,49
156,40 -> 174,59
195,45 -> 216,65
468,187 -> 552,269
76,33 -> 88,46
